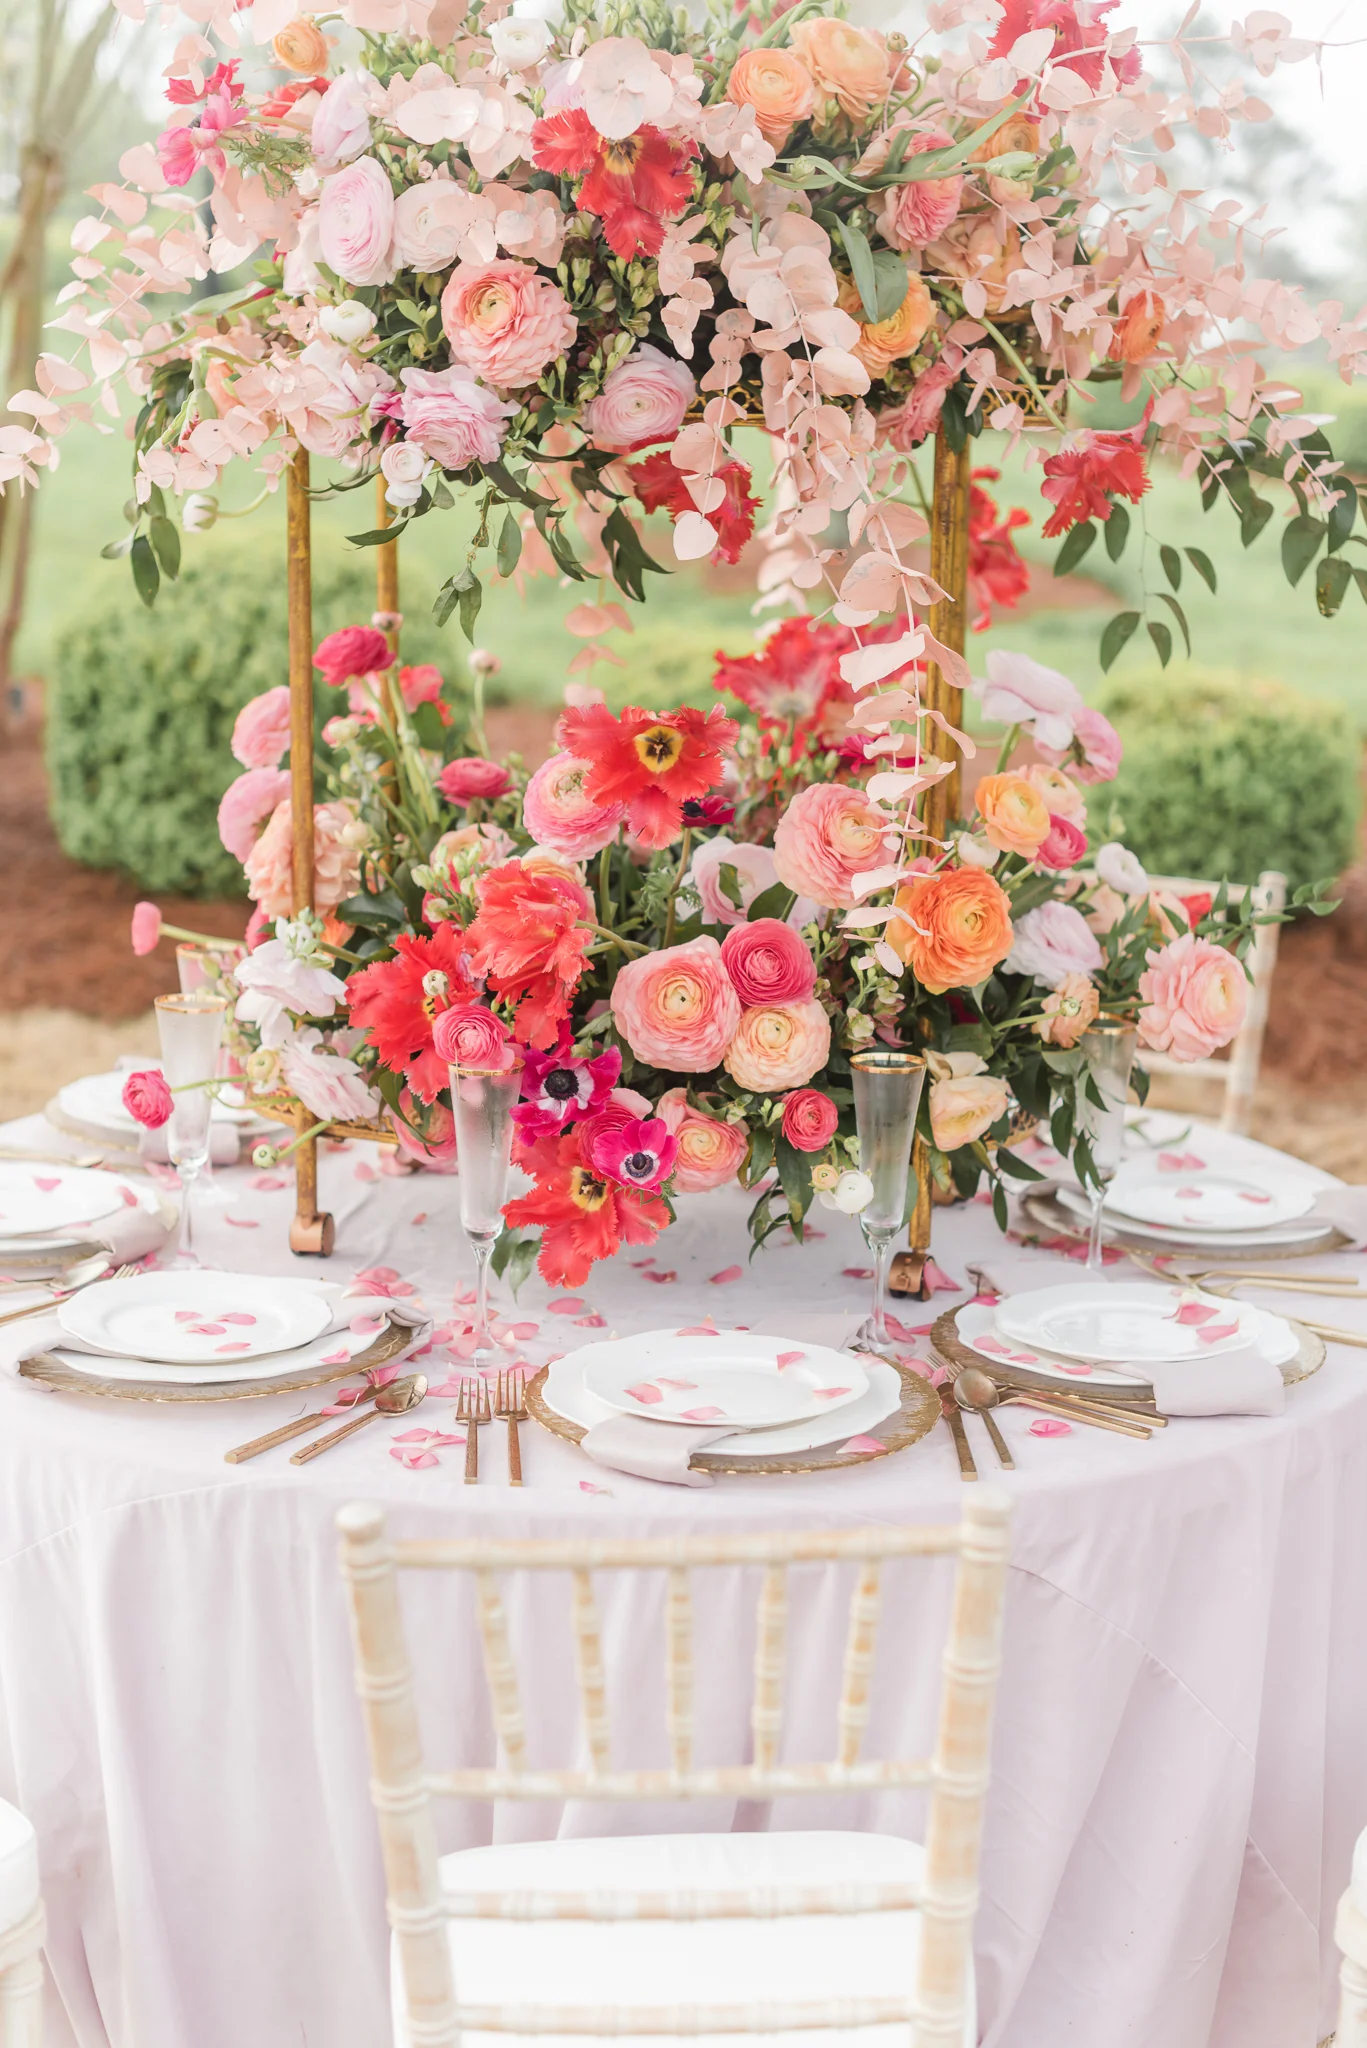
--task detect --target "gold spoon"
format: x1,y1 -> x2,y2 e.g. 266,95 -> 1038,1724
955,1367 -> 1154,1441
952,1373 -> 1014,1470
289,1374 -> 427,1464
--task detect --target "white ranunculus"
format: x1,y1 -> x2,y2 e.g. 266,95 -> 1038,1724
1094,841 -> 1149,898
380,439 -> 431,508
490,16 -> 552,69
819,1169 -> 875,1216
319,299 -> 377,345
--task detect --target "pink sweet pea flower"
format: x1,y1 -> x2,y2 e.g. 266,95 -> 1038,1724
131,902 -> 162,955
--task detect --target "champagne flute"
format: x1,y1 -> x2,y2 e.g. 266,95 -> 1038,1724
850,1051 -> 926,1353
155,993 -> 228,1268
1078,1019 -> 1139,1273
448,1056 -> 523,1361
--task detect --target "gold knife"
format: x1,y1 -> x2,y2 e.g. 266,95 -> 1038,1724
940,1390 -> 978,1481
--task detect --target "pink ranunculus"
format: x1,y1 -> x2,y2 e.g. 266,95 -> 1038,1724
772,783 -> 889,911
218,767 -> 292,863
610,937 -> 743,1074
437,757 -> 511,804
230,686 -> 292,769
1138,933 -> 1249,1062
279,1027 -> 382,1124
781,1087 -> 839,1153
725,1000 -> 831,1093
243,799 -> 362,920
314,626 -> 391,685
317,155 -> 396,287
130,901 -> 162,955
583,344 -> 696,453
878,130 -> 963,250
431,1003 -> 516,1071
656,1087 -> 750,1192
399,365 -> 517,470
721,918 -> 816,1007
522,754 -> 626,860
390,1091 -> 459,1173
311,72 -> 373,168
1005,901 -> 1104,989
399,664 -> 443,710
122,1069 -> 174,1128
585,1113 -> 679,1194
440,259 -> 577,390
882,351 -> 960,451
1037,813 -> 1088,871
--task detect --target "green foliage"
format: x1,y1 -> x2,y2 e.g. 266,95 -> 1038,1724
46,536 -> 467,897
1094,666 -> 1362,896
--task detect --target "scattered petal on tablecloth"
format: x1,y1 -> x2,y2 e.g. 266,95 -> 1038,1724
710,1266 -> 743,1284
225,1215 -> 259,1229
1158,1151 -> 1206,1172
644,1270 -> 678,1284
251,1175 -> 287,1192
923,1259 -> 961,1294
630,1259 -> 655,1269
411,1212 -> 427,1226
579,1480 -> 612,1495
354,1162 -> 378,1182
350,1268 -> 418,1299
574,1314 -> 607,1328
677,1321 -> 718,1337
549,1297 -> 585,1315
1029,1416 -> 1072,1437
842,1267 -> 874,1280
839,1434 -> 887,1456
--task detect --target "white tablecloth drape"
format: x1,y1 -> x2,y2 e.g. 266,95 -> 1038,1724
0,1106 -> 1363,2048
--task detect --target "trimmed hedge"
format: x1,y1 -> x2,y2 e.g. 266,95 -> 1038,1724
1094,666 -> 1361,896
47,537 -> 465,896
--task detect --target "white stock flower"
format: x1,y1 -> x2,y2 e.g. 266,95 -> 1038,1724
1094,842 -> 1149,898
319,300 -> 377,345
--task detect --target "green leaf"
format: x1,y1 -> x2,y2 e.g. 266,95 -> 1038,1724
1099,609 -> 1141,672
1159,542 -> 1182,592
1184,546 -> 1217,594
773,1136 -> 812,1230
430,478 -> 454,510
872,249 -> 911,322
994,1147 -> 1046,1183
1281,512 -> 1326,587
347,526 -> 402,548
746,1124 -> 774,1188
1316,553 -> 1352,617
746,881 -> 799,923
496,510 -> 522,579
1156,591 -> 1191,656
837,221 -> 881,325
1354,567 -> 1367,609
458,568 -> 483,643
1328,480 -> 1359,552
335,885 -> 407,929
1053,519 -> 1097,577
1240,496 -> 1274,547
149,515 -> 181,581
433,574 -> 461,628
411,701 -> 445,749
100,534 -> 134,560
1146,619 -> 1173,666
1103,501 -> 1130,563
717,862 -> 745,911
130,533 -> 159,609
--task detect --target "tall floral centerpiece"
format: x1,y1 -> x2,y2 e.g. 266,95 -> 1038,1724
11,0 -> 1354,1267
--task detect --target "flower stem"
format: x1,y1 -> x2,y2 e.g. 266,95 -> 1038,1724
587,924 -> 650,958
979,315 -> 1069,432
597,843 -> 613,927
269,1118 -> 330,1164
158,921 -> 241,951
995,722 -> 1022,773
662,828 -> 692,949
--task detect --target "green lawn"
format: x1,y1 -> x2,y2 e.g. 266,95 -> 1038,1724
18,418 -> 1367,728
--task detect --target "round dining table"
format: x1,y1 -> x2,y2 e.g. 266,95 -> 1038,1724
0,1102 -> 1363,2048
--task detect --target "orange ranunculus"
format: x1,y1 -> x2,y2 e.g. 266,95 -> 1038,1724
789,17 -> 891,119
970,111 -> 1039,201
1109,290 -> 1166,364
888,867 -> 1014,994
837,269 -> 934,377
272,16 -> 330,72
725,48 -> 815,148
974,772 -> 1052,858
923,214 -> 1021,314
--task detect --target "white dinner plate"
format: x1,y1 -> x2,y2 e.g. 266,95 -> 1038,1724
576,1330 -> 868,1429
1103,1157 -> 1318,1231
0,1163 -> 127,1239
59,1069 -> 265,1134
956,1300 -> 1296,1388
546,1349 -> 899,1451
58,1272 -> 333,1365
1054,1184 -> 1335,1251
993,1283 -> 1257,1364
48,1316 -> 396,1387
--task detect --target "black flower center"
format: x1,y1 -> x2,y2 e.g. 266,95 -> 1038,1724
623,1150 -> 657,1181
544,1069 -> 579,1101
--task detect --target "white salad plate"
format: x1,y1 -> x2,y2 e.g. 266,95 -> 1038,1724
0,1163 -> 127,1239
1102,1158 -> 1318,1231
59,1069 -> 265,1134
993,1283 -> 1257,1364
1054,1183 -> 1333,1250
576,1330 -> 869,1429
58,1272 -> 333,1365
547,1349 -> 897,1451
956,1299 -> 1295,1389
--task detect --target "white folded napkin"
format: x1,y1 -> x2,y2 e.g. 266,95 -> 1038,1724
0,1279 -> 428,1380
1309,1186 -> 1367,1252
0,1188 -> 175,1271
966,1257 -> 1286,1419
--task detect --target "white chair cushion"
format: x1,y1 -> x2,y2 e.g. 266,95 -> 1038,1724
0,1800 -> 39,1937
391,1830 -> 975,2048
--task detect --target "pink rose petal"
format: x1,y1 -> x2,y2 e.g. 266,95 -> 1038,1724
251,1174 -> 287,1191
1054,1361 -> 1093,1376
174,1311 -> 198,1323
776,1350 -> 806,1368
680,1406 -> 724,1422
350,1314 -> 384,1338
924,1260 -> 962,1295
710,1266 -> 744,1284
507,1322 -> 540,1340
33,1178 -> 60,1193
630,1259 -> 655,1269
1029,1416 -> 1072,1437
842,1267 -> 874,1280
644,1270 -> 679,1284
225,1215 -> 259,1229
677,1323 -> 719,1337
354,1162 -> 379,1183
214,1342 -> 251,1354
1176,1187 -> 1204,1199
626,1382 -> 663,1405
580,1480 -> 612,1494
1159,1151 -> 1207,1172
573,1314 -> 607,1328
220,1312 -> 257,1326
322,1348 -> 350,1365
838,1434 -> 888,1455
192,1324 -> 226,1336
411,1212 -> 428,1226
390,1447 -> 440,1469
1173,1301 -> 1219,1325
1239,1191 -> 1272,1204
1197,1323 -> 1240,1344
119,1185 -> 139,1208
549,1297 -> 586,1315
968,1291 -> 1001,1307
813,1386 -> 851,1399
976,1335 -> 1012,1356
655,1377 -> 697,1390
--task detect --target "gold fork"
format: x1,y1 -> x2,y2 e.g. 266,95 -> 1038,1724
494,1368 -> 528,1486
0,1261 -> 138,1327
458,1377 -> 491,1486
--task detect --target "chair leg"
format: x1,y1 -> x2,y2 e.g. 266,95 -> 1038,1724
0,1903 -> 45,2048
1341,1948 -> 1367,2047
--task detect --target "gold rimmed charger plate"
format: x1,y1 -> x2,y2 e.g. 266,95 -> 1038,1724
16,1313 -> 415,1404
930,1303 -> 1324,1406
1021,1184 -> 1349,1263
524,1360 -> 940,1475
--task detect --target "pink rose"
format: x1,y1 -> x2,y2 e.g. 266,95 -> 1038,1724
724,1000 -> 831,1092
314,626 -> 391,685
781,1087 -> 838,1153
231,687 -> 292,769
610,937 -> 743,1073
879,130 -> 963,250
721,919 -> 816,1007
583,344 -> 695,452
243,799 -> 362,920
431,1003 -> 516,1071
1137,933 -> 1249,1062
440,259 -> 577,390
656,1087 -> 750,1192
130,901 -> 162,956
121,1069 -> 173,1128
390,1091 -> 459,1174
437,757 -> 511,804
400,365 -> 516,470
1037,814 -> 1088,871
522,754 -> 626,859
317,156 -> 396,287
773,783 -> 889,911
218,767 -> 292,863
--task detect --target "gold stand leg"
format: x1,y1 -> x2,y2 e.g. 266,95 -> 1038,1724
889,1138 -> 934,1299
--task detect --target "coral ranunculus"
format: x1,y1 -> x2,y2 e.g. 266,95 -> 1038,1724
888,868 -> 1015,993
521,754 -> 627,859
346,924 -> 477,1103
557,702 -> 738,851
877,130 -> 963,251
838,268 -> 934,377
243,799 -> 362,919
430,1003 -> 515,1071
772,783 -> 889,911
505,1127 -> 669,1286
122,1069 -> 174,1128
1035,972 -> 1100,1048
314,626 -> 391,685
781,1087 -> 839,1153
464,862 -> 594,1050
725,1000 -> 831,1092
1137,933 -> 1249,1062
231,686 -> 292,769
583,344 -> 695,452
656,1088 -> 750,1192
725,47 -> 815,146
789,16 -> 890,117
975,772 -> 1052,858
611,936 -> 742,1072
720,918 -> 816,1007
437,757 -> 511,804
440,259 -> 577,390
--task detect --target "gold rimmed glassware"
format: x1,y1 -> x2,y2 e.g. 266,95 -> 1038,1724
850,1050 -> 926,1354
448,1056 -> 524,1362
1078,1018 -> 1139,1273
154,993 -> 229,1268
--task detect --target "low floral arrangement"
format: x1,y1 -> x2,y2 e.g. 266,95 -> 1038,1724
149,612 -> 1323,1290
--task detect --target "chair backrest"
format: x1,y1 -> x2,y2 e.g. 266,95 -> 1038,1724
338,1494 -> 1011,2048
1141,869 -> 1287,1135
